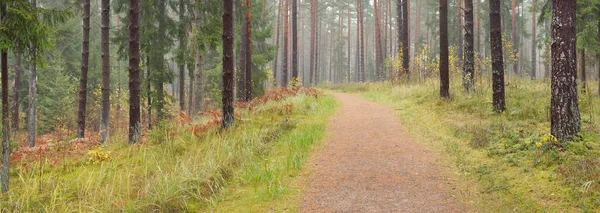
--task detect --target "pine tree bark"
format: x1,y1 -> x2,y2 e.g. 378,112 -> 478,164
146,56 -> 152,130
463,0 -> 474,92
128,0 -> 142,143
178,0 -> 186,111
27,0 -> 38,147
274,0 -> 282,85
401,0 -> 409,75
76,0 -> 91,138
238,3 -> 247,98
358,0 -> 365,82
192,0 -> 204,113
309,0 -> 316,85
1,49 -> 9,193
100,0 -> 111,143
292,0 -> 298,80
282,0 -> 289,86
551,0 -> 580,141
490,0 -> 505,112
581,49 -> 587,92
222,0 -> 235,128
374,0 -> 384,80
11,50 -> 21,132
511,0 -> 518,75
457,0 -> 463,63
244,0 -> 252,101
440,0 -> 449,98
531,0 -> 537,79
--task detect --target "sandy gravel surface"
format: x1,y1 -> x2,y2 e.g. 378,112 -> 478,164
300,93 -> 464,213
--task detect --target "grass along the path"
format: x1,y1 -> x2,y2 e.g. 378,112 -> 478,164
324,78 -> 600,212
0,89 -> 337,212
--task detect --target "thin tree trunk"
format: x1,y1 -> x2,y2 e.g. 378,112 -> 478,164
457,0 -> 463,63
178,0 -> 186,111
531,0 -> 537,79
244,0 -> 252,101
375,0 -> 384,80
581,49 -> 587,92
146,56 -> 152,129
358,0 -> 365,82
490,0 -> 505,112
292,0 -> 298,81
440,0 -> 449,98
511,0 -> 518,76
309,0 -> 315,85
1,49 -> 9,193
28,0 -> 38,147
192,0 -> 203,113
100,0 -> 111,143
463,0 -> 474,92
11,50 -> 21,132
282,0 -> 289,86
238,3 -> 247,99
128,0 -> 141,143
551,0 -> 580,141
402,0 -> 409,75
77,0 -> 91,138
274,0 -> 282,85
347,7 -> 352,82
222,0 -> 235,128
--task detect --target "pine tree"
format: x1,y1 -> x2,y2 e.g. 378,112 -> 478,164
490,0 -> 505,112
440,0 -> 449,98
100,0 -> 111,143
463,0 -> 474,92
128,0 -> 141,143
222,0 -> 235,128
551,0 -> 580,141
76,0 -> 90,139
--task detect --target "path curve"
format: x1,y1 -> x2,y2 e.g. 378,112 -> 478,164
300,93 -> 464,212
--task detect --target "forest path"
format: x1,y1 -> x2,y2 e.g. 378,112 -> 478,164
300,93 -> 464,212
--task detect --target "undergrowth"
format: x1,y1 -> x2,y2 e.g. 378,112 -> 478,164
324,77 -> 600,212
0,87 -> 337,212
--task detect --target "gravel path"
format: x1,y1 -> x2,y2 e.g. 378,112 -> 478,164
300,93 -> 464,212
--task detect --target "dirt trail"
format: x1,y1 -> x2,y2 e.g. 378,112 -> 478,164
300,93 -> 464,212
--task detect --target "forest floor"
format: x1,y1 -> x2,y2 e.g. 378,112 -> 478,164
300,93 -> 465,212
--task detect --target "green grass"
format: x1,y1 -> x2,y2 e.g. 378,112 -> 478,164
0,92 -> 337,212
324,77 -> 600,212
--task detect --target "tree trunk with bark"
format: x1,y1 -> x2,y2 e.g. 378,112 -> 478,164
282,0 -> 289,86
440,0 -> 449,98
76,0 -> 91,138
292,0 -> 298,81
100,0 -> 111,143
457,0 -> 463,63
551,0 -> 580,141
401,0 -> 409,75
511,0 -> 518,76
11,50 -> 21,132
244,0 -> 252,101
463,0 -> 474,92
531,0 -> 536,79
128,0 -> 141,143
28,0 -> 37,147
178,0 -> 186,111
222,0 -> 235,128
358,0 -> 365,82
1,48 -> 9,193
490,0 -> 505,111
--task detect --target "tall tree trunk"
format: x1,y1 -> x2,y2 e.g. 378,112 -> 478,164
316,18 -> 321,83
155,3 -> 166,120
128,0 -> 141,143
222,0 -> 235,128
100,0 -> 111,143
463,0 -> 474,92
511,0 -> 518,75
77,0 -> 91,138
282,0 -> 289,86
0,2 -> 9,193
11,50 -> 21,132
401,0 -> 409,75
440,0 -> 449,98
551,0 -> 580,141
292,0 -> 298,81
490,0 -> 505,112
358,0 -> 365,82
347,7 -> 352,82
178,0 -> 186,111
457,0 -> 463,63
531,0 -> 537,79
1,50 -> 9,193
415,0 -> 421,43
581,49 -> 587,92
374,0 -> 383,80
238,2 -> 247,99
309,0 -> 315,85
274,0 -> 283,85
244,0 -> 252,101
146,56 -> 152,129
192,1 -> 203,113
27,0 -> 38,147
